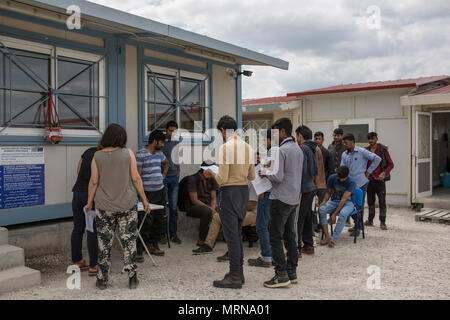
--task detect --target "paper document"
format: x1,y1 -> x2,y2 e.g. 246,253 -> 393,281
83,208 -> 96,233
200,165 -> 219,175
251,164 -> 272,195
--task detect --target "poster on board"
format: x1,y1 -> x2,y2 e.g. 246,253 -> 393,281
0,147 -> 45,210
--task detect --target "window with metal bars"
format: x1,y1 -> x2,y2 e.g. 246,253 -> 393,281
144,64 -> 209,135
0,36 -> 106,135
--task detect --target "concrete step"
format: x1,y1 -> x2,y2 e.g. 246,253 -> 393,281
0,266 -> 41,294
0,227 -> 7,246
0,245 -> 25,271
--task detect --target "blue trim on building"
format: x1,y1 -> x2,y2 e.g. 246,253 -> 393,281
0,202 -> 72,226
236,65 -> 243,129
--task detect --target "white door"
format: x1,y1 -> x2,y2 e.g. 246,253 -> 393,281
415,112 -> 433,198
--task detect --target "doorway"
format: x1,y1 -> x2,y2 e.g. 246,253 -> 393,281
431,111 -> 450,198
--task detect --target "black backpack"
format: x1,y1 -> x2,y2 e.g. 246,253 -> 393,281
177,175 -> 191,212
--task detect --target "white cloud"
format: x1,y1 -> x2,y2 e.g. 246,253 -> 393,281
90,0 -> 450,98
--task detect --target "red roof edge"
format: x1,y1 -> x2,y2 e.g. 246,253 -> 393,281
287,83 -> 417,97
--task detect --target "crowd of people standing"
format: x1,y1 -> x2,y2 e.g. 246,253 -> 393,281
69,115 -> 394,290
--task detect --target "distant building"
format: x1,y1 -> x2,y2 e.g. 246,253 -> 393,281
244,76 -> 450,207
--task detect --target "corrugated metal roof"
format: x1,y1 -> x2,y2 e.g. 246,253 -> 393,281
415,84 -> 450,95
243,95 -> 298,106
287,76 -> 449,97
25,0 -> 289,69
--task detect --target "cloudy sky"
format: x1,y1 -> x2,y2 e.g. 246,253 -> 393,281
91,0 -> 450,99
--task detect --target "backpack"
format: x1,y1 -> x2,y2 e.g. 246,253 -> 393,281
177,175 -> 191,212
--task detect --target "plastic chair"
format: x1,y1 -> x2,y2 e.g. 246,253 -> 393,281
348,188 -> 365,243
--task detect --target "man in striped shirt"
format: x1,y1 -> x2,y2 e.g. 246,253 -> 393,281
136,130 -> 169,259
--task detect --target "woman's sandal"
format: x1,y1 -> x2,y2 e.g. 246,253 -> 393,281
328,239 -> 336,248
88,266 -> 98,277
319,239 -> 329,246
74,260 -> 89,271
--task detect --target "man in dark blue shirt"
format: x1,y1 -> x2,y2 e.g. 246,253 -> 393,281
318,166 -> 356,247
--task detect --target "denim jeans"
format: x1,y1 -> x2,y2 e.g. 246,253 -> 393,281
354,183 -> 368,231
71,191 -> 98,267
319,200 -> 354,242
269,199 -> 298,273
256,192 -> 272,262
163,175 -> 179,236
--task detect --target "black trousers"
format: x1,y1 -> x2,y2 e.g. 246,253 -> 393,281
313,189 -> 327,232
137,188 -> 166,255
186,205 -> 213,241
71,191 -> 98,267
297,191 -> 315,248
367,180 -> 387,223
218,185 -> 249,274
269,199 -> 298,273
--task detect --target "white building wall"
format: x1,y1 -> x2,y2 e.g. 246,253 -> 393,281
304,88 -> 412,205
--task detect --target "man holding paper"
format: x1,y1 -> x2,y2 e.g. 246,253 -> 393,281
259,118 -> 303,288
205,115 -> 255,289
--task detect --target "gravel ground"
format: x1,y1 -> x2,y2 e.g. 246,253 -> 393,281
1,206 -> 449,300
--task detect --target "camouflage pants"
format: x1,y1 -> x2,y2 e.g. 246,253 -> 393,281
95,206 -> 138,281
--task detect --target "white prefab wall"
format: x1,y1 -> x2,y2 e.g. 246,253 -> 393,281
212,64 -> 236,124
125,44 -> 139,153
304,88 -> 412,205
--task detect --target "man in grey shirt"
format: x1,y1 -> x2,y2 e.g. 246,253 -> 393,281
260,118 -> 303,288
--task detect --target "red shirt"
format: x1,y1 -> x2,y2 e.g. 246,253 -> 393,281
367,144 -> 394,181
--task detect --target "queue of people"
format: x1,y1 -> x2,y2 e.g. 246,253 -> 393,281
70,115 -> 394,290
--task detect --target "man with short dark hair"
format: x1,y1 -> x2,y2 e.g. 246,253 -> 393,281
260,118 -> 303,288
136,130 -> 169,260
205,115 -> 255,289
364,132 -> 394,230
341,133 -> 381,237
318,166 -> 357,247
328,128 -> 345,172
295,125 -> 318,255
161,120 -> 182,244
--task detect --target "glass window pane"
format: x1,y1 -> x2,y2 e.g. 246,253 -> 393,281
9,49 -> 50,91
147,103 -> 176,132
58,57 -> 99,96
0,89 -> 8,126
418,114 -> 431,159
180,106 -> 205,132
180,78 -> 203,107
10,91 -> 47,126
58,95 -> 98,128
0,52 -> 6,88
148,74 -> 175,104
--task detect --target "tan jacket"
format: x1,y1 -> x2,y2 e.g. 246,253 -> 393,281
215,135 -> 255,187
314,146 -> 327,190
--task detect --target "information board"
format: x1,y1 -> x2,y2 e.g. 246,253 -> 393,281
0,147 -> 45,210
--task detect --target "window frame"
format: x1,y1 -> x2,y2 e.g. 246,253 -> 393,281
143,64 -> 210,137
0,35 -> 106,138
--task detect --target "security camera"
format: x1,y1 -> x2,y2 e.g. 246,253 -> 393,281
238,70 -> 253,77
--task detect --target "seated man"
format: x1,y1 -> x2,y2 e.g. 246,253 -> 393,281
318,166 -> 356,247
185,163 -> 219,246
193,183 -> 258,255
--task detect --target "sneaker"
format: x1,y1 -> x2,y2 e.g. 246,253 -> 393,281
364,220 -> 374,226
248,257 -> 271,268
217,251 -> 229,262
213,272 -> 242,289
263,272 -> 291,288
170,234 -> 182,244
136,255 -> 145,263
287,271 -> 298,284
348,227 -> 354,232
192,244 -> 213,255
129,273 -> 139,289
380,222 -> 387,230
148,243 -> 165,256
96,278 -> 107,290
301,246 -> 315,255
